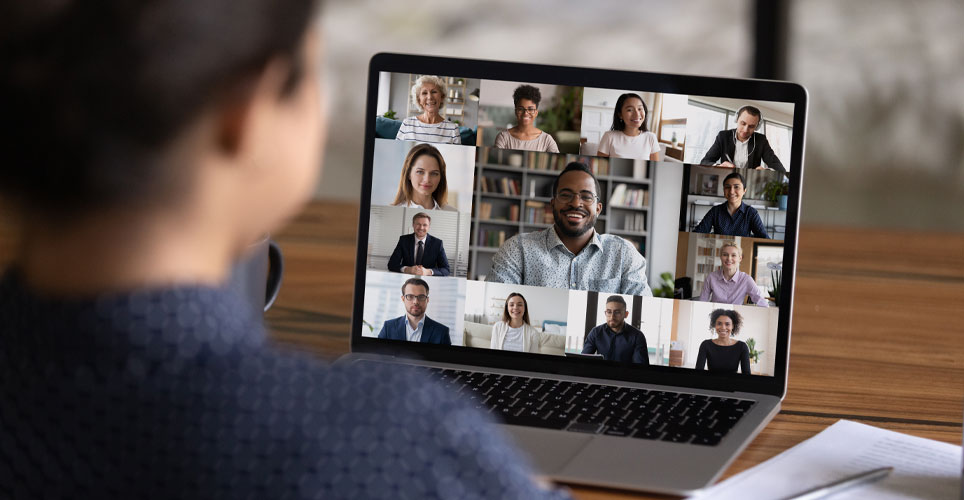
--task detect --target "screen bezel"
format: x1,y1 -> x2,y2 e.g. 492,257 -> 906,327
351,52 -> 807,398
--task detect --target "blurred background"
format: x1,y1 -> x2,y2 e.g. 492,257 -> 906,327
316,0 -> 963,231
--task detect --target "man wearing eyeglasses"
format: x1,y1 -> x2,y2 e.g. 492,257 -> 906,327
378,278 -> 452,344
582,296 -> 649,364
488,162 -> 652,295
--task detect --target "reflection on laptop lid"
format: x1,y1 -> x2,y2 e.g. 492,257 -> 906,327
345,53 -> 807,495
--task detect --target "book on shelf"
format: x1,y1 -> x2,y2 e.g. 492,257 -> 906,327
623,213 -> 646,232
509,204 -> 519,222
609,183 -> 650,208
478,229 -> 509,248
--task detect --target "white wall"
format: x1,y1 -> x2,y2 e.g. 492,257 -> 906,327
649,162 -> 684,281
478,80 -> 561,107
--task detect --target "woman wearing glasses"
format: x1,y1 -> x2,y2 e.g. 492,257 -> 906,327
493,84 -> 560,153
597,93 -> 660,161
490,292 -> 545,352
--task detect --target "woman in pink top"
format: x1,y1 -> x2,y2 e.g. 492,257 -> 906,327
699,242 -> 770,306
597,93 -> 660,161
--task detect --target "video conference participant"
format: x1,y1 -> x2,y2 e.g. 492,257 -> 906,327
698,105 -> 786,175
493,84 -> 560,153
0,2 -> 566,498
391,143 -> 457,211
387,212 -> 450,276
378,278 -> 452,344
488,162 -> 652,295
581,296 -> 649,364
489,292 -> 544,353
596,93 -> 660,161
695,309 -> 752,374
699,242 -> 769,307
394,75 -> 461,144
693,172 -> 769,239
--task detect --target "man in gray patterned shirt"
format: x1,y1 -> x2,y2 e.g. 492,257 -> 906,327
488,163 -> 652,295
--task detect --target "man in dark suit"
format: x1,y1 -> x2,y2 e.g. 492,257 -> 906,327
699,105 -> 786,175
387,212 -> 451,276
378,278 -> 452,344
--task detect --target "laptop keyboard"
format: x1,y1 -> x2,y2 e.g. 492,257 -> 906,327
419,367 -> 754,446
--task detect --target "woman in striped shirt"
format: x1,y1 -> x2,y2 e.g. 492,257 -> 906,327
395,75 -> 461,144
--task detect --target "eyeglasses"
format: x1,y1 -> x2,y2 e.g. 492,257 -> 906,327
604,310 -> 625,316
514,107 -> 538,115
554,191 -> 598,204
403,294 -> 429,302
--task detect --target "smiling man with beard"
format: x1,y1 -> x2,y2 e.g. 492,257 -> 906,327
488,163 -> 652,295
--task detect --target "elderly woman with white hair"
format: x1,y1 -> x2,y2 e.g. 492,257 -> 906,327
395,75 -> 461,144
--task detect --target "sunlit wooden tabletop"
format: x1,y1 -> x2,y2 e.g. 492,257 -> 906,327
3,200 -> 963,499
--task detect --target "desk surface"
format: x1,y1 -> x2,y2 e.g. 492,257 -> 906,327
3,200 -> 963,499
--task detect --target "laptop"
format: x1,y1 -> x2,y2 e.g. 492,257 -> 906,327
343,52 -> 807,495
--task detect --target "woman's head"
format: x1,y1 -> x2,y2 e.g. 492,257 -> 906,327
512,85 -> 542,127
709,308 -> 743,339
610,93 -> 648,133
0,0 -> 322,234
722,172 -> 747,206
393,143 -> 448,207
502,292 -> 530,325
410,75 -> 447,116
720,241 -> 743,271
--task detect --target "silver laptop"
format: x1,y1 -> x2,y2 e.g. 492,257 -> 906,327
342,53 -> 807,495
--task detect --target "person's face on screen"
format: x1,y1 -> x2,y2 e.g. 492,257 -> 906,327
402,284 -> 429,318
720,245 -> 742,273
514,98 -> 538,127
409,154 -> 441,200
604,301 -> 627,330
552,171 -> 601,238
417,83 -> 443,115
619,97 -> 645,132
507,296 -> 526,322
412,217 -> 430,239
714,315 -> 734,341
735,111 -> 760,142
723,178 -> 745,206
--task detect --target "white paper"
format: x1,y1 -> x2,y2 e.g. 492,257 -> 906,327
691,420 -> 961,500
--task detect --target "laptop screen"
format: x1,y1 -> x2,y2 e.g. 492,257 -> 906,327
357,56 -> 803,384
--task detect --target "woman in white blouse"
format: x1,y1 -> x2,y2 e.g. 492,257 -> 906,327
490,293 -> 543,353
391,143 -> 457,211
597,93 -> 660,161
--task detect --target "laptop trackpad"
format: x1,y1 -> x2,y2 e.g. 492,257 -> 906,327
501,425 -> 592,474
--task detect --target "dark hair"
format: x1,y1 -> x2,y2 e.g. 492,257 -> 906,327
412,212 -> 431,223
392,143 -> 448,208
610,93 -> 649,132
551,162 -> 602,200
605,295 -> 627,308
512,84 -> 542,108
0,0 -> 318,217
736,105 -> 762,122
709,309 -> 743,335
723,172 -> 746,187
401,278 -> 429,296
501,292 -> 530,326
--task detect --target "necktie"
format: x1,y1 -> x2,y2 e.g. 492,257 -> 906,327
416,240 -> 424,266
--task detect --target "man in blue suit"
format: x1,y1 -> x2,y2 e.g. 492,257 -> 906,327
387,212 -> 450,276
378,278 -> 452,344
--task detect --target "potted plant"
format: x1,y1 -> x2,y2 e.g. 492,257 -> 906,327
537,86 -> 583,153
762,180 -> 789,210
650,272 -> 676,298
746,338 -> 764,373
767,261 -> 782,303
382,110 -> 397,120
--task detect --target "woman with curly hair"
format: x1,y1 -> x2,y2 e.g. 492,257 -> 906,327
494,84 -> 559,152
695,309 -> 752,374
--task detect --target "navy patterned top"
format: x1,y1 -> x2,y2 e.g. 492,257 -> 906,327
693,202 -> 769,239
0,269 -> 569,499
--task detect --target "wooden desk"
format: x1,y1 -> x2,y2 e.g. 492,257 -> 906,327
3,200 -> 963,499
